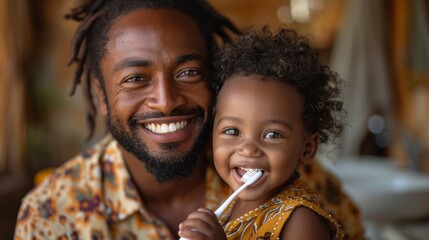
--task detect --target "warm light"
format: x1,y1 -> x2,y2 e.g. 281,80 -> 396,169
309,0 -> 325,10
290,0 -> 310,23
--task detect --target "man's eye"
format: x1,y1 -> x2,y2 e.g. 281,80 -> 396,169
264,131 -> 283,139
178,69 -> 200,77
123,75 -> 150,84
222,128 -> 239,136
179,69 -> 199,76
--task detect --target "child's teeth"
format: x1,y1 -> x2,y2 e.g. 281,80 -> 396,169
240,167 -> 252,171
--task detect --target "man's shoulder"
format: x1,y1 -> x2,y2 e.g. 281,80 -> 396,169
22,136 -> 115,207
15,137 -> 117,238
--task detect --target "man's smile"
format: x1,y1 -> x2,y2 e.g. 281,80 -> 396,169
144,121 -> 188,134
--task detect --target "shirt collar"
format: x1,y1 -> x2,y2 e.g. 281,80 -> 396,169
101,138 -> 231,224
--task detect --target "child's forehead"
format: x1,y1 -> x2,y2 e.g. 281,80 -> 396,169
220,74 -> 290,94
215,74 -> 305,128
218,74 -> 302,106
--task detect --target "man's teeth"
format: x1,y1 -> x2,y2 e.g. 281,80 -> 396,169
145,121 -> 188,133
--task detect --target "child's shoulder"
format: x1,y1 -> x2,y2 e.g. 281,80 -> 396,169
259,177 -> 344,240
281,206 -> 334,240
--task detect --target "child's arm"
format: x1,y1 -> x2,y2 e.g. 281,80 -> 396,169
281,207 -> 332,240
178,207 -> 227,240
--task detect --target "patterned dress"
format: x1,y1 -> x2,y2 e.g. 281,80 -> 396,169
219,177 -> 344,240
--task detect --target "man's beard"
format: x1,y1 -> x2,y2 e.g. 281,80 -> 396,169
107,107 -> 210,184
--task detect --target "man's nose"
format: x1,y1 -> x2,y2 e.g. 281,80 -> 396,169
237,139 -> 263,158
146,77 -> 186,114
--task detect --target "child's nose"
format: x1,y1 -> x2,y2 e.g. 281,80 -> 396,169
237,140 -> 263,158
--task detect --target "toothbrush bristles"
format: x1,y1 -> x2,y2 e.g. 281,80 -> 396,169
241,169 -> 262,183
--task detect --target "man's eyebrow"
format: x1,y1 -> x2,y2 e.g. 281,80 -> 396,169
113,59 -> 151,72
175,53 -> 205,64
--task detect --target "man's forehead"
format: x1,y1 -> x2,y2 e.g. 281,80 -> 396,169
108,9 -> 203,40
100,8 -> 210,77
105,8 -> 208,56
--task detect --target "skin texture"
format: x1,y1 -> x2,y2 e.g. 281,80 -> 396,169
97,9 -> 211,237
179,75 -> 329,240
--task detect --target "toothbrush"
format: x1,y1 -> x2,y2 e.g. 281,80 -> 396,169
179,169 -> 262,240
214,168 -> 263,218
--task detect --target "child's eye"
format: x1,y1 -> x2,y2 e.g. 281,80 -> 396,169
264,131 -> 283,139
222,128 -> 239,136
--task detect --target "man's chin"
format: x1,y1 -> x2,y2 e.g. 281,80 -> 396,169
108,115 -> 210,183
114,134 -> 203,183
134,148 -> 201,183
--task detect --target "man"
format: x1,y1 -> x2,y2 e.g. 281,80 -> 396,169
15,0 -> 365,239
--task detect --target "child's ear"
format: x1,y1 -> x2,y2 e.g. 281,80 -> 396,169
94,80 -> 108,117
300,133 -> 319,164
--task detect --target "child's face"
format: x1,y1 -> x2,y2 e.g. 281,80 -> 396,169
213,74 -> 318,204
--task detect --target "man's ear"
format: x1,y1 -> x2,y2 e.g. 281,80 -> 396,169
94,80 -> 108,117
300,133 -> 319,164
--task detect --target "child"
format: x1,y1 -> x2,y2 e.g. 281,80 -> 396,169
178,26 -> 344,240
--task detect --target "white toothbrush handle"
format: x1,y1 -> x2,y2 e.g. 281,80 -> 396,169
214,181 -> 250,218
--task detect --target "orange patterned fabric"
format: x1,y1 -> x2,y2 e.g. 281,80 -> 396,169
298,162 -> 366,240
219,177 -> 344,240
14,136 -> 230,239
14,135 -> 365,239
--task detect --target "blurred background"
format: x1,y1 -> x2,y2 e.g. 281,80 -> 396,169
0,0 -> 428,239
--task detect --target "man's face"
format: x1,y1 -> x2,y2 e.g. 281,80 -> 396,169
99,9 -> 212,183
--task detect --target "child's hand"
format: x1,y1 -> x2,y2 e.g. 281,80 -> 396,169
178,207 -> 227,240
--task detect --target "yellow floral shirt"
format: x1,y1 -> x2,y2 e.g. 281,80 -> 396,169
219,177 -> 344,240
14,136 -> 230,239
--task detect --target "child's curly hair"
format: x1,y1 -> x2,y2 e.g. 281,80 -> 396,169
212,26 -> 345,144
